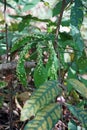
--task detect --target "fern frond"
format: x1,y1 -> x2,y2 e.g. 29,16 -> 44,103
11,33 -> 55,53
20,80 -> 62,121
11,35 -> 31,53
16,43 -> 32,87
34,43 -> 47,87
24,103 -> 61,130
46,41 -> 59,80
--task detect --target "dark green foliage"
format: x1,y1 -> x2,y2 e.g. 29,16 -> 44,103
14,33 -> 55,87
16,43 -> 32,87
46,41 -> 58,80
70,27 -> 84,53
67,79 -> 87,98
11,35 -> 30,53
70,0 -> 83,29
70,0 -> 84,53
77,56 -> 87,70
52,0 -> 71,17
66,103 -> 87,128
53,1 -> 62,17
11,33 -> 55,53
34,43 -> 47,87
18,17 -> 31,32
22,0 -> 40,11
0,0 -> 87,129
34,62 -> 47,87
10,14 -> 49,25
0,43 -> 6,56
68,120 -> 77,130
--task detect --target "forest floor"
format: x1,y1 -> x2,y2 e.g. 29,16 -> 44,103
0,71 -> 80,130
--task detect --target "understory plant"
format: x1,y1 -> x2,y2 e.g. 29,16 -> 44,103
0,0 -> 87,129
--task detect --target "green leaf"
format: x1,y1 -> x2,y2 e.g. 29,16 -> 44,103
14,0 -> 19,2
77,126 -> 86,130
11,35 -> 30,53
0,81 -> 8,89
67,67 -> 77,80
66,0 -> 71,4
61,19 -> 70,26
34,43 -> 47,87
68,120 -> 86,130
9,22 -> 19,31
16,43 -> 32,87
17,60 -> 27,87
70,0 -> 83,29
10,14 -> 49,23
18,18 -> 30,32
24,103 -> 61,130
34,65 -> 47,87
70,0 -> 84,53
77,56 -> 87,70
62,40 -> 76,48
47,56 -> 58,80
68,120 -> 77,130
11,33 -> 54,53
67,79 -> 87,98
23,0 -> 40,7
59,32 -> 72,42
23,0 -> 40,11
0,36 -> 4,40
23,3 -> 35,11
52,0 -> 71,17
46,41 -> 58,80
0,43 -> 6,55
70,25 -> 84,53
80,78 -> 87,87
52,1 -> 62,17
66,103 -> 87,128
20,80 -> 62,121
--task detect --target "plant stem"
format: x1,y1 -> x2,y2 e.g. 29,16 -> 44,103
4,1 -> 13,129
9,80 -> 13,130
4,0 -> 9,62
54,0 -> 66,83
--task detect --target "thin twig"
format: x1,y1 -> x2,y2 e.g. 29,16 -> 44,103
4,0 -> 9,62
9,80 -> 13,130
4,1 -> 13,129
20,120 -> 28,130
54,0 -> 66,83
55,0 -> 66,45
